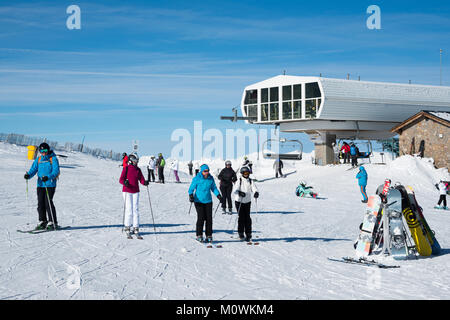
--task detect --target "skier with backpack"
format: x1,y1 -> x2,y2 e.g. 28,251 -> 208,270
188,164 -> 223,243
120,153 -> 128,167
350,143 -> 359,168
218,160 -> 237,214
119,154 -> 149,238
234,166 -> 259,242
435,180 -> 448,210
356,165 -> 368,203
24,142 -> 61,231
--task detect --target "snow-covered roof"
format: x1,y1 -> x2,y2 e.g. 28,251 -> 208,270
429,111 -> 450,122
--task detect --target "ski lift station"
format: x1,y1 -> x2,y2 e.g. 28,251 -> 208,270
241,75 -> 450,165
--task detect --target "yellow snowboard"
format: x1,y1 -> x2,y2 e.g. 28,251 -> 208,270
402,206 -> 432,256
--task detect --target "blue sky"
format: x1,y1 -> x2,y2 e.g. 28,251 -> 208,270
0,0 -> 449,157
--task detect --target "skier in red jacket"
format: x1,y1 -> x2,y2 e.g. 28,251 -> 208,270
121,153 -> 129,167
119,154 -> 148,238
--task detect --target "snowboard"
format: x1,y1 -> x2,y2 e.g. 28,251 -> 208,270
406,186 -> 441,255
386,189 -> 408,260
355,195 -> 382,257
395,186 -> 432,256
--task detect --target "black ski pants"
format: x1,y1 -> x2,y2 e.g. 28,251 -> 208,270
438,195 -> 447,207
275,167 -> 283,178
220,184 -> 233,210
195,202 -> 213,237
235,201 -> 252,237
37,187 -> 57,224
158,167 -> 165,183
351,155 -> 358,167
147,169 -> 155,182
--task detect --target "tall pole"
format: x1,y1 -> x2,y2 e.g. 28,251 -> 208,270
440,49 -> 443,86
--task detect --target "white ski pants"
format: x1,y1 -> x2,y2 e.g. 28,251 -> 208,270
123,192 -> 140,228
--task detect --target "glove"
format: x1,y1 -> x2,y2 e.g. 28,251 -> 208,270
124,179 -> 129,187
143,180 -> 149,186
24,173 -> 30,180
238,191 -> 246,198
254,192 -> 259,199
217,194 -> 223,202
189,194 -> 195,203
41,176 -> 49,182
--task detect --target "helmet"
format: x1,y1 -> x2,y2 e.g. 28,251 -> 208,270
150,155 -> 155,158
244,156 -> 248,160
240,166 -> 250,174
299,180 -> 306,186
38,143 -> 50,153
225,160 -> 232,166
129,154 -> 139,165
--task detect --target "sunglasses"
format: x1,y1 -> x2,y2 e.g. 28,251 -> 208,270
203,170 -> 210,173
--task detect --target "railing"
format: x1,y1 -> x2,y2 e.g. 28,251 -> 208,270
0,133 -> 122,161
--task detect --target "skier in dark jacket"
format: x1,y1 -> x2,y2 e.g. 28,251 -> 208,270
218,160 -> 237,214
188,164 -> 222,243
350,143 -> 359,168
156,153 -> 165,183
188,161 -> 193,176
273,159 -> 284,178
24,143 -> 61,231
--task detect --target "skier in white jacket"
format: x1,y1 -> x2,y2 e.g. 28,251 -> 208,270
436,180 -> 448,209
170,159 -> 181,183
147,155 -> 156,182
233,166 -> 259,241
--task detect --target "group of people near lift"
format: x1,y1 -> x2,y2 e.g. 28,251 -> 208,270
333,141 -> 362,167
22,143 -> 448,241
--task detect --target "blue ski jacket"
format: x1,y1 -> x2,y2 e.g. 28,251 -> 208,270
27,151 -> 60,188
188,164 -> 220,204
350,145 -> 357,156
356,166 -> 368,186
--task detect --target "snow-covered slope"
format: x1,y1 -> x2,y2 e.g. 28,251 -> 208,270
0,142 -> 449,300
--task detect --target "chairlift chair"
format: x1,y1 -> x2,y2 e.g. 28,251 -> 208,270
262,138 -> 303,160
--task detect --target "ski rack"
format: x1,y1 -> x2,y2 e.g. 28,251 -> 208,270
262,138 -> 303,161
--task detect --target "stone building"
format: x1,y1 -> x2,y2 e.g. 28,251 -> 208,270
391,111 -> 449,169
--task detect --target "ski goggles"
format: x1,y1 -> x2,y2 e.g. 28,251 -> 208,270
202,169 -> 210,173
39,149 -> 49,153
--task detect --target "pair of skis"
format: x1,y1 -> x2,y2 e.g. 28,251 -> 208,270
17,226 -> 71,234
328,257 -> 400,269
196,238 -> 223,248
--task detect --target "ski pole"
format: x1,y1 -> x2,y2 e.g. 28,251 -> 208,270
45,187 -> 57,231
213,201 -> 221,218
231,202 -> 242,238
122,193 -> 126,233
188,202 -> 193,215
146,186 -> 157,234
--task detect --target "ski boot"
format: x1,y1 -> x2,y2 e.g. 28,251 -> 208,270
228,208 -> 233,215
124,226 -> 132,239
46,222 -> 58,231
196,235 -> 204,243
133,227 -> 143,240
205,236 -> 213,243
238,233 -> 245,240
245,235 -> 252,242
222,207 -> 227,215
35,221 -> 47,231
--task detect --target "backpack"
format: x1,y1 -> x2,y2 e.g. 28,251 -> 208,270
38,154 -> 60,180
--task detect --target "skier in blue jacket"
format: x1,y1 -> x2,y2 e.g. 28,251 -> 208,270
24,142 -> 61,230
188,164 -> 222,243
356,165 -> 368,203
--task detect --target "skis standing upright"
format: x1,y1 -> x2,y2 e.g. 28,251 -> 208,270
406,186 -> 441,255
